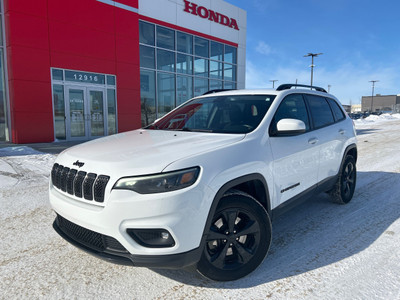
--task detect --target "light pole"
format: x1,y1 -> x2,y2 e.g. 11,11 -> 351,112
328,85 -> 331,93
304,53 -> 323,86
269,80 -> 278,88
369,80 -> 379,112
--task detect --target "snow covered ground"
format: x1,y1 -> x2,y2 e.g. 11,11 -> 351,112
1,115 -> 400,299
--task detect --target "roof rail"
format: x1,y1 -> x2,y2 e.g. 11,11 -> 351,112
276,84 -> 327,93
202,89 -> 233,95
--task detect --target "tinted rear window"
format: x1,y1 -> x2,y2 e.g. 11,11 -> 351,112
327,97 -> 346,122
305,95 -> 335,129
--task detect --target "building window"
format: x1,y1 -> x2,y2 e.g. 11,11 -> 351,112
140,69 -> 156,126
157,26 -> 175,50
194,37 -> 209,58
139,20 -> 238,126
52,84 -> 66,140
177,32 -> 193,54
0,7 -> 9,142
177,75 -> 192,106
157,49 -> 175,72
176,53 -> 193,75
211,41 -> 223,61
139,22 -> 155,46
157,73 -> 175,117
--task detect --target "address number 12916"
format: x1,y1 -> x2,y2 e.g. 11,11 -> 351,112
73,74 -> 99,82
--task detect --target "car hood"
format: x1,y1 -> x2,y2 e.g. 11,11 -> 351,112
56,129 -> 245,177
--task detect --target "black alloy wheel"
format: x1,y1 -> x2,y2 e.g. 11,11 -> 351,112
197,191 -> 272,281
342,159 -> 356,200
331,155 -> 357,204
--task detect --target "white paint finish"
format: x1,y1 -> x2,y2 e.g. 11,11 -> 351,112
269,132 -> 319,205
55,130 -> 244,178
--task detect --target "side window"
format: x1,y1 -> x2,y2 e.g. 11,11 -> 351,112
270,94 -> 310,134
326,97 -> 345,122
305,95 -> 335,129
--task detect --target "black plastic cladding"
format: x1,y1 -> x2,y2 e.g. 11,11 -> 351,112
56,214 -> 127,253
51,163 -> 110,203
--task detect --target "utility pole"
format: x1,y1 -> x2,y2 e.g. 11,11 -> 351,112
369,80 -> 379,112
304,53 -> 323,86
269,80 -> 278,88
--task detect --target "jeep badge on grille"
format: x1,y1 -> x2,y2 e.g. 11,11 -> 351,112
73,160 -> 85,168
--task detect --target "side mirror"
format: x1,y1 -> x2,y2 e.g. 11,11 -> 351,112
276,118 -> 306,136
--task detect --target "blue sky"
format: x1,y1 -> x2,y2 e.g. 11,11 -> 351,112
225,0 -> 400,105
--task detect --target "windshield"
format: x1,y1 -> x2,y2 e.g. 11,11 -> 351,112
146,94 -> 276,133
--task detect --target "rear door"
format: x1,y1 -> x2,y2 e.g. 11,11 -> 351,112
304,94 -> 346,181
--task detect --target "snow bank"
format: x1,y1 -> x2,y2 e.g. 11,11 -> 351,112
0,146 -> 44,157
354,113 -> 400,126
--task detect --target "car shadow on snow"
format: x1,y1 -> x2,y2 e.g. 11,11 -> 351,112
356,128 -> 380,136
152,171 -> 400,288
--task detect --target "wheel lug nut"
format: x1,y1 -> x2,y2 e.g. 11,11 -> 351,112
230,243 -> 233,247
236,237 -> 239,241
233,230 -> 236,234
223,239 -> 227,243
225,231 -> 229,235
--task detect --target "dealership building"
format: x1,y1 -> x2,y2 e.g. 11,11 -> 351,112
0,0 -> 246,144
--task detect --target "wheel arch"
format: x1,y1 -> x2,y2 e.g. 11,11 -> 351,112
344,143 -> 358,163
197,174 -> 271,256
212,173 -> 271,214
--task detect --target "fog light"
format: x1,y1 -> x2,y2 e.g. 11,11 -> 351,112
127,229 -> 175,248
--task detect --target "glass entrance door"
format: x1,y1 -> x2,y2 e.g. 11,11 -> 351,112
68,88 -> 86,138
89,89 -> 105,137
65,86 -> 106,140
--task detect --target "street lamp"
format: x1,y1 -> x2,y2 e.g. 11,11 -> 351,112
369,80 -> 379,112
269,80 -> 278,88
304,53 -> 323,86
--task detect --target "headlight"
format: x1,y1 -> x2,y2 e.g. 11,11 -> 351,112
113,167 -> 200,194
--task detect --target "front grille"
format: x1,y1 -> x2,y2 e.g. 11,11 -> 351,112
83,173 -> 97,200
51,163 -> 110,203
94,175 -> 111,202
56,214 -> 128,253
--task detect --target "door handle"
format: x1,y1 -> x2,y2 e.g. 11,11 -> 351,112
339,129 -> 345,135
308,138 -> 319,145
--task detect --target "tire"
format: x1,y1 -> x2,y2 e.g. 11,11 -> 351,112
330,155 -> 357,204
197,190 -> 272,281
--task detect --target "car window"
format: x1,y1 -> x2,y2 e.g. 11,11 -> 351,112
305,95 -> 335,129
147,94 -> 276,133
270,94 -> 310,134
326,97 -> 345,122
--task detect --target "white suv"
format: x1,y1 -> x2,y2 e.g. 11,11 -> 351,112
49,84 -> 357,281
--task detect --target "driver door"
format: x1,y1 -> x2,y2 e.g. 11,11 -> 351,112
268,94 -> 319,207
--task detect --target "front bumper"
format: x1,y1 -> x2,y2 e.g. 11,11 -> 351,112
49,178 -> 212,266
53,214 -> 202,268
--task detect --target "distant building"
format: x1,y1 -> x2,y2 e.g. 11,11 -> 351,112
351,104 -> 361,113
361,94 -> 400,113
342,105 -> 351,113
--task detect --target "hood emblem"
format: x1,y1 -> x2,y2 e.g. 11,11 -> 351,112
73,160 -> 85,168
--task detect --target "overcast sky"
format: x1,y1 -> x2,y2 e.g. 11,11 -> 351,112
225,0 -> 400,104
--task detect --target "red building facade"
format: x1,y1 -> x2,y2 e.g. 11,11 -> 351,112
1,0 -> 245,143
